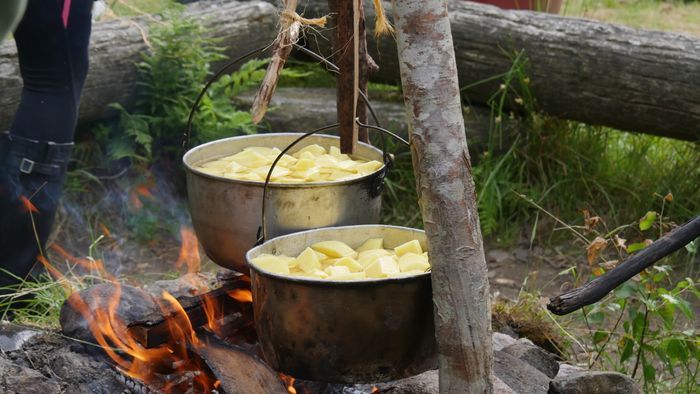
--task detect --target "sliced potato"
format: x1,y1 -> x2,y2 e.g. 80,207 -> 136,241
398,252 -> 430,272
355,238 -> 384,253
311,241 -> 356,258
295,247 -> 321,273
333,256 -> 364,272
251,254 -> 291,275
365,256 -> 400,278
394,240 -> 423,256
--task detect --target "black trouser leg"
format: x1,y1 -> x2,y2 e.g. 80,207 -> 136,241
0,0 -> 92,297
0,134 -> 73,294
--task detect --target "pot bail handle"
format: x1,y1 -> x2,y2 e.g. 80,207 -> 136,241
182,45 -> 270,153
255,121 -> 409,245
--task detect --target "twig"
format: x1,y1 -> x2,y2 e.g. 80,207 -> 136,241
548,215 -> 700,315
631,305 -> 649,379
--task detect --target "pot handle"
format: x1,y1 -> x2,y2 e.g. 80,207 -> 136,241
256,121 -> 409,245
182,45 -> 270,152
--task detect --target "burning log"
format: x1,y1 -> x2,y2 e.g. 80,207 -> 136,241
58,271 -> 259,392
128,279 -> 254,349
191,330 -> 287,394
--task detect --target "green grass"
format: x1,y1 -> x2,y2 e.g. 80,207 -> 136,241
564,0 -> 700,36
105,0 -> 180,17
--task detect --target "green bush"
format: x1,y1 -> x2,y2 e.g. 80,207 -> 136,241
98,13 -> 265,163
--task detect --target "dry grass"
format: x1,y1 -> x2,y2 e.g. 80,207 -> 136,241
564,0 -> 700,36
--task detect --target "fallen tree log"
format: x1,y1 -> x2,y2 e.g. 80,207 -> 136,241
548,215 -> 700,315
298,0 -> 700,142
0,0 -> 278,130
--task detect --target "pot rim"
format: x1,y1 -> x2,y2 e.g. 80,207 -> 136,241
182,133 -> 387,188
246,224 -> 430,287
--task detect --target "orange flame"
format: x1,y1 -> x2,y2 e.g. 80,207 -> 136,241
129,184 -> 155,210
280,374 -> 297,394
175,226 -> 200,274
50,244 -> 110,278
36,253 -> 214,390
229,289 -> 253,303
98,222 -> 111,238
201,292 -> 224,336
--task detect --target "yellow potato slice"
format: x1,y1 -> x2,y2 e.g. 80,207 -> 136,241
329,271 -> 366,280
365,256 -> 400,278
230,150 -> 271,168
334,160 -> 358,171
289,168 -> 323,181
356,160 -> 383,175
276,154 -> 297,167
295,247 -> 321,273
326,170 -> 356,181
311,241 -> 356,258
394,240 -> 423,256
398,252 -> 430,272
333,256 -> 364,272
292,158 -> 316,171
313,250 -> 330,262
314,154 -> 338,168
355,238 -> 384,253
253,166 -> 291,180
251,254 -> 291,275
309,269 -> 329,279
324,265 -> 351,277
295,144 -> 326,157
357,249 -> 391,267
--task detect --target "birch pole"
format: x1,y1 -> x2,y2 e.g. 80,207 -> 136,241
391,0 -> 493,392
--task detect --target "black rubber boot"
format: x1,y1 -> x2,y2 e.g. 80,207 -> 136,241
0,132 -> 72,298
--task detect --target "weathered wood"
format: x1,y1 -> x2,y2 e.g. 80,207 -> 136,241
329,0 -> 360,154
548,215 -> 700,315
0,1 -> 278,130
300,0 -> 700,142
356,0 -> 372,143
250,0 -> 301,125
391,0 -> 493,392
192,331 -> 287,394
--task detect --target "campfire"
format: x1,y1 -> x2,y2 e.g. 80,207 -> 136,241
54,223 -> 425,394
50,225 -> 296,393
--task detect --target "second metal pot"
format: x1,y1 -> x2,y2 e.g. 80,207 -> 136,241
246,225 -> 437,383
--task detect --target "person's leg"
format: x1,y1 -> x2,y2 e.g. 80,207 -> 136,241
0,0 -> 93,297
10,0 -> 93,143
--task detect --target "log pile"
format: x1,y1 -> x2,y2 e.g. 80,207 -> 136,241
298,0 -> 700,142
2,1 -> 697,141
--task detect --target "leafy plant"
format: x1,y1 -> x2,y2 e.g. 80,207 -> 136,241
540,195 -> 700,393
97,13 -> 265,163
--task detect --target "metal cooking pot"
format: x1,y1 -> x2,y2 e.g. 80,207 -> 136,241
183,133 -> 387,273
246,225 -> 437,383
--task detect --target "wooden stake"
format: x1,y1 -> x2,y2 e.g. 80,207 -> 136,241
391,0 -> 494,392
331,0 -> 360,154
